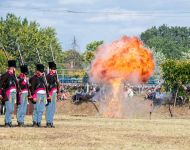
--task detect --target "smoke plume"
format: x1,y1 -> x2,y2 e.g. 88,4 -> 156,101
90,36 -> 155,118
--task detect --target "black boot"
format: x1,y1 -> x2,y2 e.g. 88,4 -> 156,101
5,123 -> 10,128
50,123 -> 55,128
5,122 -> 12,127
37,122 -> 41,127
18,122 -> 22,127
46,123 -> 51,128
18,122 -> 24,127
8,122 -> 12,127
32,121 -> 38,127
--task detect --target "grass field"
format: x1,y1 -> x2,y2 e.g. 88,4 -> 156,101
0,114 -> 190,150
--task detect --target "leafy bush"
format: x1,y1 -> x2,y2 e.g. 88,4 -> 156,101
161,60 -> 190,98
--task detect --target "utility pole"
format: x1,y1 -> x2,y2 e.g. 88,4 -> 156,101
71,36 -> 79,51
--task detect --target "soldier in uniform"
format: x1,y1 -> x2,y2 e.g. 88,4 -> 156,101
0,60 -> 19,127
46,61 -> 60,128
17,64 -> 30,127
29,64 -> 49,127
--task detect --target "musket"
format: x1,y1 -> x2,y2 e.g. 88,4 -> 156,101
36,48 -> 42,64
0,43 -> 21,93
16,42 -> 32,98
36,48 -> 48,85
49,44 -> 60,99
36,48 -> 51,101
16,43 -> 24,65
50,44 -> 55,63
50,44 -> 59,81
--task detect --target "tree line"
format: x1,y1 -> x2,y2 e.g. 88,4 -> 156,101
0,14 -> 190,85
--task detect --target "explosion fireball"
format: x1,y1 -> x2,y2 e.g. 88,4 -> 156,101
90,36 -> 155,118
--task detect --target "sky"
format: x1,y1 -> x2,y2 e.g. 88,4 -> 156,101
0,0 -> 190,52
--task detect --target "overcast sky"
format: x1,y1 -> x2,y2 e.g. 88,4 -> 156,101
1,0 -> 190,51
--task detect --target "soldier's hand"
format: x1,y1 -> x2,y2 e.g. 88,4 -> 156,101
33,98 -> 36,102
31,98 -> 36,104
47,96 -> 51,102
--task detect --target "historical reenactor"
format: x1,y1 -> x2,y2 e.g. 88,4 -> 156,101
46,61 -> 60,128
0,60 -> 19,127
16,64 -> 30,127
29,64 -> 49,127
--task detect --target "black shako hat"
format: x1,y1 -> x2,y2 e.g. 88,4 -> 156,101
8,60 -> 16,68
48,61 -> 56,70
20,64 -> 29,75
36,64 -> 44,72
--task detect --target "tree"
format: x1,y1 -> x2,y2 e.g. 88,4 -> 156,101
0,13 -> 63,73
161,60 -> 190,104
141,24 -> 190,59
83,40 -> 103,66
0,50 -> 10,73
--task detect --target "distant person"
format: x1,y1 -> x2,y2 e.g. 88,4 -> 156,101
91,87 -> 101,102
124,87 -> 134,99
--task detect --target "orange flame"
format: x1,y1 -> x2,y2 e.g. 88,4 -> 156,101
90,36 -> 155,118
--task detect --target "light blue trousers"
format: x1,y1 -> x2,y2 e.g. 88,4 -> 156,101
46,92 -> 57,123
33,93 -> 47,123
5,91 -> 16,123
17,92 -> 28,123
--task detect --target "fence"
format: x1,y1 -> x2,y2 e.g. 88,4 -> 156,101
57,69 -> 88,84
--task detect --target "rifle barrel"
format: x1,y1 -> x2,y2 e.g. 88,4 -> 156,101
36,48 -> 49,90
50,44 -> 59,82
50,44 -> 55,62
17,43 -> 24,65
36,48 -> 42,63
